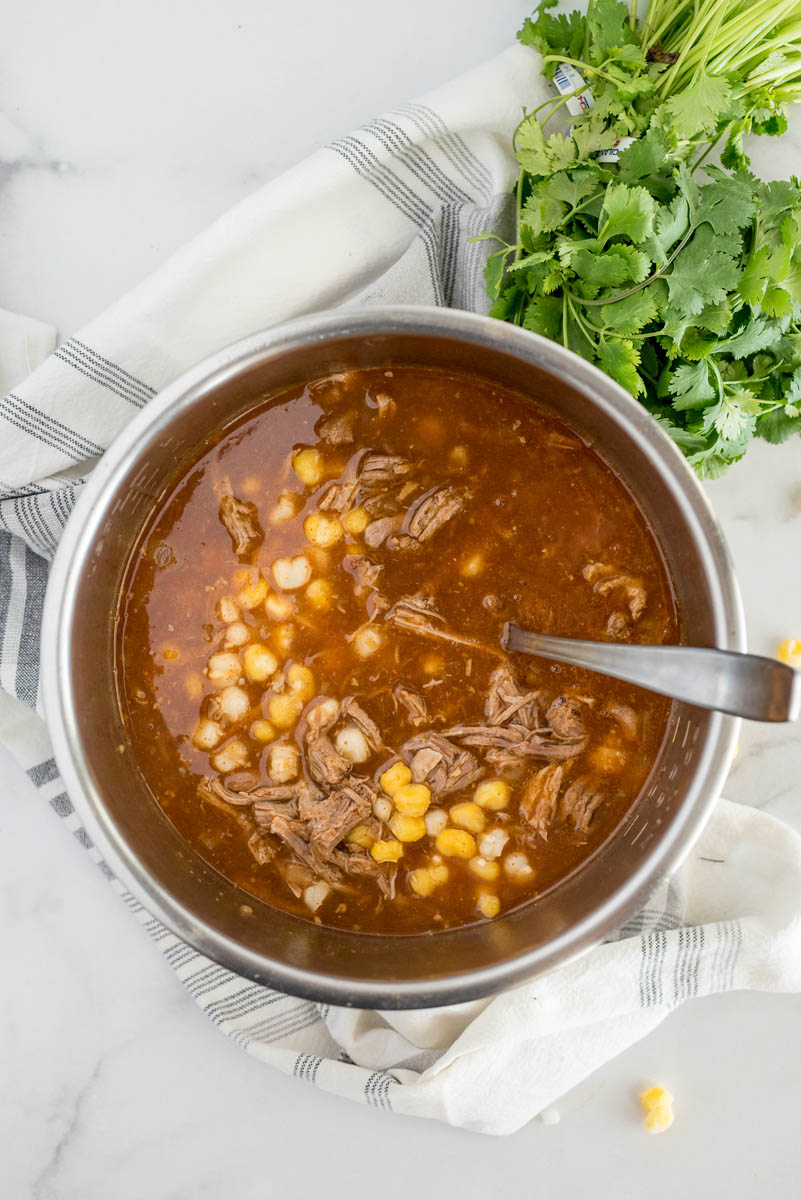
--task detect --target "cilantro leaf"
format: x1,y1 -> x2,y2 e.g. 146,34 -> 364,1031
517,3 -> 585,66
599,182 -> 656,244
705,387 -> 761,442
597,338 -> 643,395
756,178 -> 801,226
571,119 -> 622,161
598,289 -> 659,334
542,169 -> 599,210
586,0 -> 635,63
523,295 -> 563,340
738,243 -> 791,306
484,248 -> 514,300
717,316 -> 783,360
756,407 -> 801,443
783,367 -> 801,406
666,228 -> 741,315
516,120 -> 576,176
643,194 -> 690,266
521,189 -> 566,236
665,72 -> 733,137
571,243 -> 650,291
668,360 -> 715,408
617,127 -> 670,182
695,167 -> 756,235
485,1 -> 801,475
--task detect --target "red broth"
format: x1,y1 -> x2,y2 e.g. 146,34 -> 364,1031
116,366 -> 677,932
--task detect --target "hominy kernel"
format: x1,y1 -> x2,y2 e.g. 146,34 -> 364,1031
206,651 -> 242,686
268,693 -> 304,729
474,780 -> 510,811
342,507 -> 369,535
304,881 -> 331,913
346,823 -> 376,849
393,783 -> 431,817
424,808 -> 449,837
430,863 -> 449,885
270,492 -> 302,523
271,555 -> 312,591
264,593 -> 294,621
305,697 -> 338,733
250,719 -> 276,743
640,1087 -> 675,1134
460,552 -> 485,578
242,643 -> 279,683
193,717 -> 224,751
335,725 -> 371,764
211,738 -> 249,774
476,891 -> 501,919
409,868 -> 436,897
435,828 -> 477,859
373,796 -> 393,822
478,827 -> 509,859
353,624 -> 383,659
286,663 -> 315,701
370,839 -> 404,864
778,638 -> 801,668
292,447 -> 324,487
379,761 -> 413,795
389,813 -> 427,843
224,621 -> 251,648
303,511 -> 343,547
504,851 -> 534,881
214,684 -> 250,724
268,742 -> 300,784
449,802 -> 486,834
217,595 -> 239,624
468,856 -> 501,882
235,571 -> 268,610
305,578 -> 333,610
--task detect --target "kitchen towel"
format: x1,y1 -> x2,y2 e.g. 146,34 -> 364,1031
2,42 -> 801,1136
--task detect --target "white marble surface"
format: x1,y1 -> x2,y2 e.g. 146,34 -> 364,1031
2,1 -> 801,1195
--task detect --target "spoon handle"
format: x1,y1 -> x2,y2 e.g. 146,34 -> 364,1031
502,624 -> 801,723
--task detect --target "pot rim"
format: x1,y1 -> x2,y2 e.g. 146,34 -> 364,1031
42,305 -> 744,1007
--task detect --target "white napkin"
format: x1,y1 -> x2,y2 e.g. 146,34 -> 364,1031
3,43 -> 801,1135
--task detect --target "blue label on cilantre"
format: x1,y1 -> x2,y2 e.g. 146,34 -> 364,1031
552,62 -> 594,114
596,136 -> 636,162
552,61 -> 636,162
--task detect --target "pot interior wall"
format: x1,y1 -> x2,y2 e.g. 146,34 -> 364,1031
68,329 -> 730,1002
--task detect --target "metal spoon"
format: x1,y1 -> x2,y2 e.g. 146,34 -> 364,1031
502,624 -> 801,723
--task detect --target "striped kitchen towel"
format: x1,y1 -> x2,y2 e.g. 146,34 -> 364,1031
2,43 -> 801,1135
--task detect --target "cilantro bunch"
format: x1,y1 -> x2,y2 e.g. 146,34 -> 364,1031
483,0 -> 801,475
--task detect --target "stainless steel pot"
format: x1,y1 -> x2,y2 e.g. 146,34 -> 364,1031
42,306 -> 744,1008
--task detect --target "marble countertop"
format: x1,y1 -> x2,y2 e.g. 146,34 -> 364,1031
2,1 -> 800,1196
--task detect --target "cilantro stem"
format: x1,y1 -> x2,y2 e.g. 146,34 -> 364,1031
538,55 -> 622,89
692,128 -> 725,170
513,168 -> 525,265
709,358 -> 726,408
566,223 -> 698,308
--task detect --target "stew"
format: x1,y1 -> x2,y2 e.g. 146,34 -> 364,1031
116,366 -> 678,932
